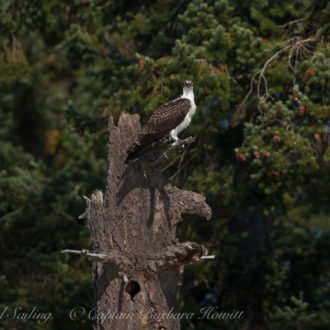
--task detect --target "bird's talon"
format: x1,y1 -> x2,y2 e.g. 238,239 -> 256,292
172,139 -> 181,147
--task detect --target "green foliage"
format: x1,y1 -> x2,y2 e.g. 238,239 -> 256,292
0,0 -> 329,329
272,293 -> 318,329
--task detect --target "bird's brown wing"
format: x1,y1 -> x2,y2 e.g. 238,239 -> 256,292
125,97 -> 191,163
139,97 -> 191,146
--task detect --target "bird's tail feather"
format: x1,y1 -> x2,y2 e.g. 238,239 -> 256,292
125,137 -> 170,164
125,144 -> 148,164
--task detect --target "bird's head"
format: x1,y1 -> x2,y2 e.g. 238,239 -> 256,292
183,80 -> 193,88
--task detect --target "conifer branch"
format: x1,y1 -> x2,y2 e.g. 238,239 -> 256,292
239,36 -> 319,109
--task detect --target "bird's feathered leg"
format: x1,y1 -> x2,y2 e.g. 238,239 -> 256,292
170,129 -> 181,146
170,129 -> 185,154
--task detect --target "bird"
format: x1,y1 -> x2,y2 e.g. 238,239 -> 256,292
125,80 -> 196,163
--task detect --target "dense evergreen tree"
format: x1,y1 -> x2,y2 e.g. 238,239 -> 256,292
0,0 -> 329,329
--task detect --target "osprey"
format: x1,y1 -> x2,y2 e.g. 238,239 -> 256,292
125,80 -> 196,163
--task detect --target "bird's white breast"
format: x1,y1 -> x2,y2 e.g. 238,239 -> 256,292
176,88 -> 196,134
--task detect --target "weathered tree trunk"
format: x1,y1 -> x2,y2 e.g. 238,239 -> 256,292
83,113 -> 211,329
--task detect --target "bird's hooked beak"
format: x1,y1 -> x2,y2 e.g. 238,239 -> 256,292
183,80 -> 193,88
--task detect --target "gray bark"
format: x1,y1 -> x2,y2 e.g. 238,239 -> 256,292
83,113 -> 211,329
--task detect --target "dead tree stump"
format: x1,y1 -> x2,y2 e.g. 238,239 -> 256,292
68,113 -> 211,329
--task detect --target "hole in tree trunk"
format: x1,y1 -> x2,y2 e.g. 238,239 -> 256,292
125,280 -> 140,301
